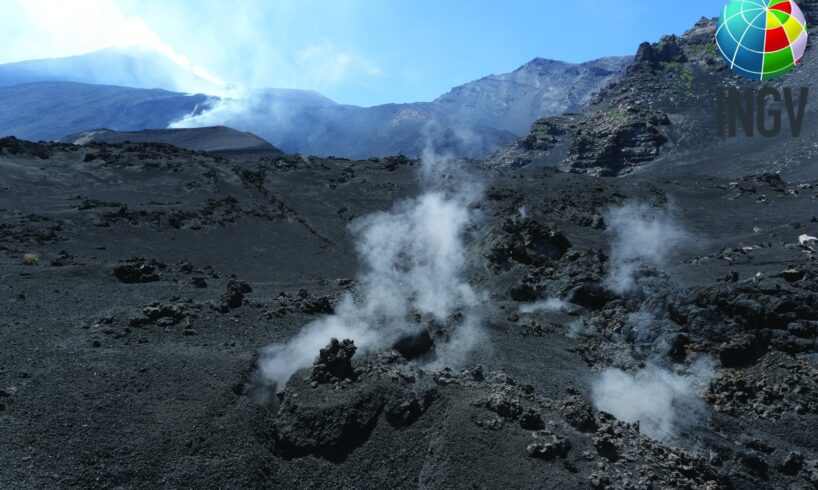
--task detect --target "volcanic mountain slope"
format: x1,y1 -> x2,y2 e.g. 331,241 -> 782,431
0,50 -> 628,159
0,47 -> 221,94
0,82 -> 213,142
175,56 -> 630,159
434,56 -> 630,135
490,0 -> 818,180
61,126 -> 283,158
2,138 -> 818,488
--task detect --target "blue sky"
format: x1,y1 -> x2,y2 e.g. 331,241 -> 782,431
3,0 -> 725,106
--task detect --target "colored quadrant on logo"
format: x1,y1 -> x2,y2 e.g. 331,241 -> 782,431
764,46 -> 795,75
766,27 -> 791,51
716,0 -> 809,80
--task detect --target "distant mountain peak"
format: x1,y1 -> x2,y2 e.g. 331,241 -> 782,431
0,47 -> 221,94
432,56 -> 630,135
0,52 -> 631,160
488,7 -> 818,180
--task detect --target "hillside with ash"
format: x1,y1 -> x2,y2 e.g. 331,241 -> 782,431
6,5 -> 818,487
489,0 -> 818,181
1,131 -> 818,488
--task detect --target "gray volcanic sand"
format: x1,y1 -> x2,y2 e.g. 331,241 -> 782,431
1,140 -> 818,488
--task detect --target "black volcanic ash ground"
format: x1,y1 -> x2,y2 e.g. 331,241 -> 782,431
2,139 -> 818,488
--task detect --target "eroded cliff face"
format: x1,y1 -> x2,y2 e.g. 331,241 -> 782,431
490,8 -> 818,179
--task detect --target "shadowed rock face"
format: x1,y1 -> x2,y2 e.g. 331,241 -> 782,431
431,56 -> 631,136
310,339 -> 357,384
489,2 -> 818,180
561,108 -> 670,176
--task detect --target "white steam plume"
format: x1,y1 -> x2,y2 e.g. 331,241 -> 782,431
591,358 -> 715,442
519,297 -> 567,314
593,204 -> 713,443
604,203 -> 688,294
257,155 -> 485,390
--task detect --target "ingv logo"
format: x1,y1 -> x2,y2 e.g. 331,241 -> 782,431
714,1 -> 810,137
716,0 -> 808,80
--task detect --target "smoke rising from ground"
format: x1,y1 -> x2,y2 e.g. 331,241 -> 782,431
171,94 -> 510,159
170,88 -> 339,154
594,204 -> 714,442
604,203 -> 688,294
591,358 -> 715,442
257,154 -> 485,390
519,297 -> 567,314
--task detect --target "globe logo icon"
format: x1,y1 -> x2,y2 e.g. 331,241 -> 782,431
716,0 -> 808,80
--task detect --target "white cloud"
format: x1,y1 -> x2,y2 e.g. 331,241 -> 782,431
0,0 -> 388,104
294,41 -> 383,88
2,0 -> 387,95
2,0 -> 223,86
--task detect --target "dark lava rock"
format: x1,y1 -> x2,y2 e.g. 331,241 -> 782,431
536,248 -> 608,299
129,301 -> 192,328
272,344 -> 436,462
178,261 -> 195,274
384,392 -> 434,428
677,271 -> 818,360
113,257 -> 164,283
521,118 -> 567,152
519,408 -> 545,430
300,295 -> 334,315
218,277 -> 252,312
485,386 -> 524,420
0,136 -> 56,159
488,217 -> 571,268
567,284 -> 615,310
310,338 -> 357,384
142,303 -> 186,324
271,289 -> 336,316
559,390 -> 598,433
776,269 -> 806,283
593,436 -> 620,462
780,452 -> 805,475
392,329 -> 434,360
718,335 -> 767,368
273,383 -> 383,462
509,283 -> 539,302
740,451 -> 769,477
707,352 -> 818,419
666,333 -> 691,363
634,36 -> 687,66
527,433 -> 571,460
561,107 -> 670,176
0,389 -> 10,412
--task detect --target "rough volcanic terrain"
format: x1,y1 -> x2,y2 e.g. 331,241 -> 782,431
5,6 -> 818,488
1,132 -> 818,489
488,0 -> 818,181
60,127 -> 284,159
